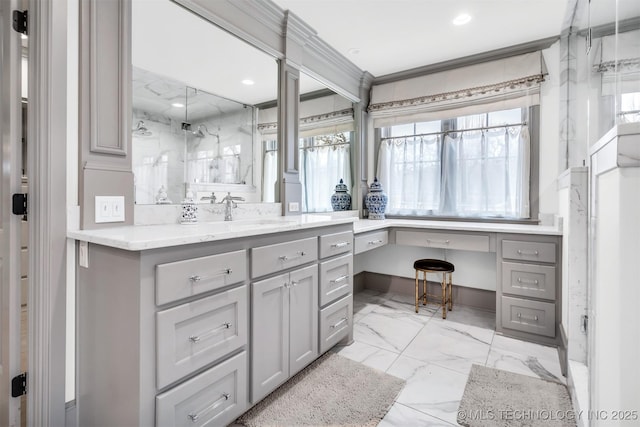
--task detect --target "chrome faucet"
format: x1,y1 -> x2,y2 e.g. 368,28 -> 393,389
200,192 -> 217,204
220,192 -> 245,221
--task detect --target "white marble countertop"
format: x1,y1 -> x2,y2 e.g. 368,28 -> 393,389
67,215 -> 357,251
353,218 -> 562,236
68,214 -> 561,251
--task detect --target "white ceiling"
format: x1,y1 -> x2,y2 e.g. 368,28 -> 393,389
273,0 -> 572,77
134,0 -> 583,110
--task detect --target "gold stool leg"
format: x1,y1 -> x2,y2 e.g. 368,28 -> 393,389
448,272 -> 453,311
441,272 -> 447,319
415,269 -> 419,313
423,272 -> 427,305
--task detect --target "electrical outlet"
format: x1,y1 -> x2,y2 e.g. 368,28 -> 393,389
79,241 -> 89,268
95,196 -> 125,223
288,202 -> 299,212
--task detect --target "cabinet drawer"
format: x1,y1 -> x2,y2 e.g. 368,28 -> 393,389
502,240 -> 556,264
354,230 -> 388,255
251,237 -> 318,278
156,351 -> 247,427
156,286 -> 247,389
156,250 -> 246,306
502,262 -> 556,301
319,294 -> 352,353
319,253 -> 353,307
396,230 -> 490,252
319,231 -> 353,259
501,296 -> 556,338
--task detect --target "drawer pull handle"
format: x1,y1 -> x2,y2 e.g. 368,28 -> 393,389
517,249 -> 539,256
516,313 -> 539,322
279,251 -> 306,262
187,392 -> 230,422
331,241 -> 351,248
427,239 -> 450,245
330,317 -> 348,329
368,239 -> 383,245
517,277 -> 540,285
290,280 -> 298,287
330,275 -> 350,284
188,322 -> 232,343
189,268 -> 232,283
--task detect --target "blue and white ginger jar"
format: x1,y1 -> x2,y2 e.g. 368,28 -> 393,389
331,179 -> 351,211
365,177 -> 388,220
180,189 -> 198,224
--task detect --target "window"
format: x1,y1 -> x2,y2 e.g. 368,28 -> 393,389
300,132 -> 352,212
620,92 -> 640,123
262,140 -> 278,202
377,107 -> 532,220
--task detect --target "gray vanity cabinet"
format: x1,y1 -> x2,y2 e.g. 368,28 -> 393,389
497,234 -> 562,345
76,223 -> 354,426
251,264 -> 318,403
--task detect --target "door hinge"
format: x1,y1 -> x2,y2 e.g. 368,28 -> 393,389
581,314 -> 588,334
11,372 -> 27,398
12,193 -> 27,220
12,10 -> 28,36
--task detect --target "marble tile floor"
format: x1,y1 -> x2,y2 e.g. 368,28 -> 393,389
332,289 -> 565,426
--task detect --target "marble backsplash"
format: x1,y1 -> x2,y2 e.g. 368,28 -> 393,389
135,203 -> 282,225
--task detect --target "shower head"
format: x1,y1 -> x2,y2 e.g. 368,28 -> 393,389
191,124 -> 218,138
132,120 -> 152,136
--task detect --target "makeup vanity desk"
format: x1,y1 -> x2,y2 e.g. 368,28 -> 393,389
351,218 -> 563,347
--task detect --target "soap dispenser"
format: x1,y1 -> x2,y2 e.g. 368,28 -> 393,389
180,188 -> 198,224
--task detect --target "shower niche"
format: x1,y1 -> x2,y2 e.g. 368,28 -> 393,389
132,67 -> 256,205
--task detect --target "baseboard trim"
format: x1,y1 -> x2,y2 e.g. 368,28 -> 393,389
354,271 -> 496,312
559,323 -> 568,376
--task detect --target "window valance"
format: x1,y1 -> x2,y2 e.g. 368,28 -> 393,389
368,51 -> 546,128
593,29 -> 640,96
257,94 -> 354,137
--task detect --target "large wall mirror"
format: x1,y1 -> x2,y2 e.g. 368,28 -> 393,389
298,72 -> 356,213
132,0 -> 278,204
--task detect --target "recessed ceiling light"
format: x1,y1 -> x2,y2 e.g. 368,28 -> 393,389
241,79 -> 255,86
347,48 -> 360,55
453,13 -> 472,26
171,102 -> 184,108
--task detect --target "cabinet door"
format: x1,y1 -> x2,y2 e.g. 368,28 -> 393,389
289,265 -> 319,376
251,273 -> 289,403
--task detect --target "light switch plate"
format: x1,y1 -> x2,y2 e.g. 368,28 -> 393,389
288,202 -> 299,212
95,196 -> 125,223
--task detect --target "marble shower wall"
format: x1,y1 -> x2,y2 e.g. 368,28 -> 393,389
558,167 -> 588,364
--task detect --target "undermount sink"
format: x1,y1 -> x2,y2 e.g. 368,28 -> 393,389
199,218 -> 297,233
228,218 -> 297,230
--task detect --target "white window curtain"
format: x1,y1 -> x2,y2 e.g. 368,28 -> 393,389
377,135 -> 442,214
300,141 -> 351,212
378,124 -> 530,219
262,148 -> 277,202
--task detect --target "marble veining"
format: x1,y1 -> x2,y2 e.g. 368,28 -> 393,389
353,218 -> 562,236
68,214 -> 357,251
345,290 -> 566,426
378,403 -> 456,427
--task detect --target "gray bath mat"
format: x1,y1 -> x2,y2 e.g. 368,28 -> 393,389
457,364 -> 576,427
236,352 -> 405,426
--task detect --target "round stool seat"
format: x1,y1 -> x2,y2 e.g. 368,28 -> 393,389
413,259 -> 455,272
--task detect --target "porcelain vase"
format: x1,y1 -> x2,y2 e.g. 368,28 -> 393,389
365,177 -> 388,220
330,179 -> 352,211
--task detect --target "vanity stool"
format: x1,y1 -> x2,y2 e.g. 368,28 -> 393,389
413,259 -> 454,319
